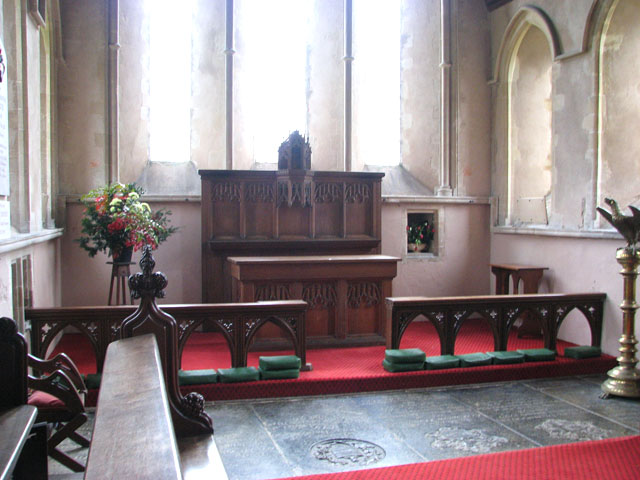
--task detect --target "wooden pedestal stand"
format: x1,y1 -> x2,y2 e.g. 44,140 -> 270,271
601,248 -> 640,399
107,262 -> 134,306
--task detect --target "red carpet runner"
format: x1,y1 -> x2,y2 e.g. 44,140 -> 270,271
54,319 -> 616,403
267,435 -> 640,480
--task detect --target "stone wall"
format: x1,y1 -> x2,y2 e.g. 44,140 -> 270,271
54,0 -> 494,317
7,0 -> 634,356
488,0 -> 639,353
0,0 -> 61,322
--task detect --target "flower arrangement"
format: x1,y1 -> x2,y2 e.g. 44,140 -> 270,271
76,182 -> 177,260
407,220 -> 435,252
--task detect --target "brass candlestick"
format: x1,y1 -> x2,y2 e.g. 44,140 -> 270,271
601,248 -> 640,398
596,198 -> 640,398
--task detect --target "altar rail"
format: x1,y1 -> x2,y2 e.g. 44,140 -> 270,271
385,293 -> 606,353
26,301 -> 308,373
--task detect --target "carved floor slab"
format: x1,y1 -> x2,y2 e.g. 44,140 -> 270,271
49,375 -> 640,479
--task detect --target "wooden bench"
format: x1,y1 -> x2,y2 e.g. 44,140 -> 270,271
0,405 -> 37,480
85,334 -> 227,479
385,293 -> 606,353
85,335 -> 182,479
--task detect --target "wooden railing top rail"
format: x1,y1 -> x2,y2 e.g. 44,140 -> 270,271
85,334 -> 182,480
27,300 -> 309,373
385,292 -> 606,353
26,300 -> 308,318
386,293 -> 606,307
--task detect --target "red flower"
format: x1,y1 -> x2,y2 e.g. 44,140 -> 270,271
107,217 -> 126,232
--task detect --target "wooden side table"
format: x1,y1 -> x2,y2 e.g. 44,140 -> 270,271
107,262 -> 134,305
490,264 -> 548,337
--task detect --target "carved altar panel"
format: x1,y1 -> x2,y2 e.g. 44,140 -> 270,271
302,282 -> 338,337
200,169 -> 384,303
207,181 -> 241,238
345,182 -> 375,237
228,255 -> 399,348
278,203 -> 311,237
245,182 -> 275,238
314,182 -> 343,238
347,281 -> 385,336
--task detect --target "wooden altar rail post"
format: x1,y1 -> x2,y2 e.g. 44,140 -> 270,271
26,300 -> 309,374
385,293 -> 606,354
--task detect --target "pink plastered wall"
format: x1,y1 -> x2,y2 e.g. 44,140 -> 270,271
491,232 -> 630,356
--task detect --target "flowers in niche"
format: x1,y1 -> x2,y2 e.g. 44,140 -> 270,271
76,182 -> 177,260
407,220 -> 435,251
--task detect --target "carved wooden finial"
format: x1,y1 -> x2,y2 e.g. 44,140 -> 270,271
128,246 -> 168,300
278,131 -> 311,170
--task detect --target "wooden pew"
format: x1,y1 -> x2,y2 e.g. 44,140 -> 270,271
85,248 -> 230,478
0,405 -> 37,480
85,335 -> 182,479
85,334 -> 228,479
385,293 -> 606,353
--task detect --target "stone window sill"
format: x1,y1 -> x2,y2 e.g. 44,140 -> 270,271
0,229 -> 64,254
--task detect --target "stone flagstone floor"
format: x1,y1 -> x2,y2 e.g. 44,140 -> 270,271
50,374 -> 640,480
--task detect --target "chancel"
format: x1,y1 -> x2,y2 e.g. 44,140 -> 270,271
1,1 -> 639,479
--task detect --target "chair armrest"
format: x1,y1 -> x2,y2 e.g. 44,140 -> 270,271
28,369 -> 85,413
28,353 -> 87,393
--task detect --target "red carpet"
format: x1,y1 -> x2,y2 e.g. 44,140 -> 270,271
267,435 -> 640,480
53,319 -> 616,404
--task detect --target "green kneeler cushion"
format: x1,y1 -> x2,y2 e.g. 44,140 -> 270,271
259,355 -> 301,371
517,348 -> 556,362
218,366 -> 260,383
425,355 -> 460,370
458,352 -> 493,367
84,373 -> 102,389
178,369 -> 218,386
564,345 -> 601,359
259,368 -> 300,380
486,351 -> 525,365
382,359 -> 424,372
385,348 -> 426,364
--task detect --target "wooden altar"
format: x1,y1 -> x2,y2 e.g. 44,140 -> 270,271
200,166 -> 392,348
200,169 -> 385,303
228,255 -> 399,348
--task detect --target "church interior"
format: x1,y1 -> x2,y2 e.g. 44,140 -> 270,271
1,0 -> 639,478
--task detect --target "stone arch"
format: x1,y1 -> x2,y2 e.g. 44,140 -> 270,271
492,7 -> 559,226
595,0 -> 640,217
492,7 -> 561,84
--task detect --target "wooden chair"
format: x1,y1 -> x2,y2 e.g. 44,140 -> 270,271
27,352 -> 90,472
0,316 -> 90,472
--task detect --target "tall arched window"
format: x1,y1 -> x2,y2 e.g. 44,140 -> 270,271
597,0 -> 640,213
507,25 -> 552,225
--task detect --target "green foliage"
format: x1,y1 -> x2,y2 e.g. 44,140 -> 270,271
406,220 -> 435,246
75,182 -> 178,259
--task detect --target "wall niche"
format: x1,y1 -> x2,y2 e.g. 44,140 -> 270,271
406,211 -> 437,256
